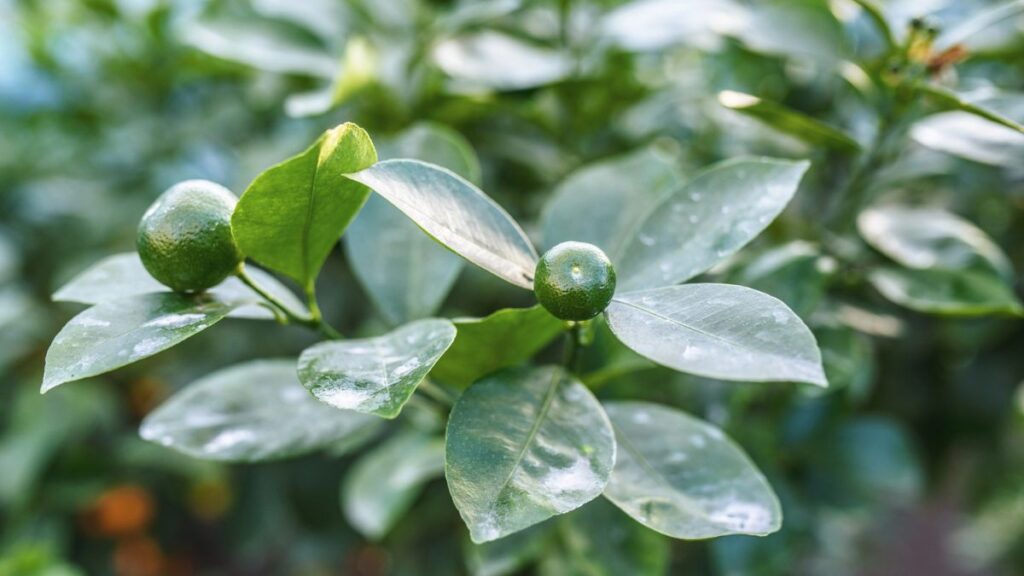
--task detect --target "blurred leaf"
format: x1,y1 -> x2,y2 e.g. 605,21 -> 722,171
606,284 -> 827,386
858,205 -> 1014,279
918,84 -> 1024,135
346,159 -> 538,289
181,19 -> 338,77
550,498 -> 670,576
541,145 -> 683,254
718,91 -> 860,152
731,240 -> 830,318
812,418 -> 923,506
601,0 -> 748,52
298,319 -> 457,418
346,124 -> 478,325
617,158 -> 810,292
911,94 -> 1024,166
935,0 -> 1024,50
42,293 -> 242,393
232,123 -> 377,286
52,253 -> 305,320
139,360 -> 378,462
446,366 -> 614,543
251,0 -> 348,41
465,523 -> 553,576
432,31 -> 572,90
734,0 -> 846,62
816,325 -> 874,398
603,401 -> 781,538
868,266 -> 1023,317
432,306 -> 564,389
342,431 -> 445,540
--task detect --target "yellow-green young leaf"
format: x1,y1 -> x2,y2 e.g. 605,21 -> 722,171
345,159 -> 538,289
298,319 -> 457,418
603,401 -> 782,539
718,90 -> 861,152
52,252 -> 306,321
42,293 -> 244,393
140,360 -> 377,462
605,284 -> 827,386
868,267 -> 1024,317
342,432 -> 445,540
432,306 -> 564,389
445,366 -> 615,543
232,122 -> 378,286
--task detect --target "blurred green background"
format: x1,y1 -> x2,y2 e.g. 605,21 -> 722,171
2,0 -> 1024,574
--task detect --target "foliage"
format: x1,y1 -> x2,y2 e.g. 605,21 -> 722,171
4,0 -> 1024,574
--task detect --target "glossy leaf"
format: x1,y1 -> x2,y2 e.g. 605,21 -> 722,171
868,267 -> 1023,317
446,366 -> 615,543
718,91 -> 860,152
606,284 -> 827,386
346,159 -> 538,289
858,206 -> 1013,279
346,124 -> 478,325
342,431 -> 445,539
52,253 -> 306,320
139,360 -> 377,462
601,0 -> 748,52
603,401 -> 781,538
232,123 -> 378,285
617,158 -> 810,291
541,146 -> 683,256
432,306 -> 564,389
42,293 -> 240,393
432,31 -> 572,90
298,319 -> 457,418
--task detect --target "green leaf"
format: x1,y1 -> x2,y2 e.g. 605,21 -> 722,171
917,84 -> 1024,135
936,0 -> 1024,51
465,523 -> 554,576
345,124 -> 479,325
606,284 -> 827,386
446,366 -> 615,543
858,205 -> 1014,279
601,0 -> 749,52
182,18 -> 338,78
432,306 -> 564,389
618,158 -> 810,292
346,159 -> 538,289
910,93 -> 1024,166
139,360 -> 377,462
731,241 -> 830,318
551,498 -> 671,576
868,267 -> 1024,317
232,122 -> 378,286
541,145 -> 683,256
816,325 -> 875,400
342,431 -> 445,539
603,401 -> 782,538
52,252 -> 306,320
718,91 -> 860,152
432,31 -> 573,90
298,319 -> 457,418
42,293 -> 241,393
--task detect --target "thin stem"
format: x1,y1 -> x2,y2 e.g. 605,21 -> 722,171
563,323 -> 583,374
419,379 -> 455,407
235,265 -> 341,339
304,280 -> 343,339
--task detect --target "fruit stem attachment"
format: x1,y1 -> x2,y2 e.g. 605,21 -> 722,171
563,322 -> 584,374
234,264 -> 342,339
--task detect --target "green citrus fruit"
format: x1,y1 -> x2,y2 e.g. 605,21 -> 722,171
137,180 -> 244,293
534,241 -> 616,321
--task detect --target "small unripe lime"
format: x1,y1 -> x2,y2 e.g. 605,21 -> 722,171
137,180 -> 243,293
534,241 -> 616,321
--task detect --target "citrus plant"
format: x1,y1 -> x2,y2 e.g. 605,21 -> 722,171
41,116 -> 827,546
